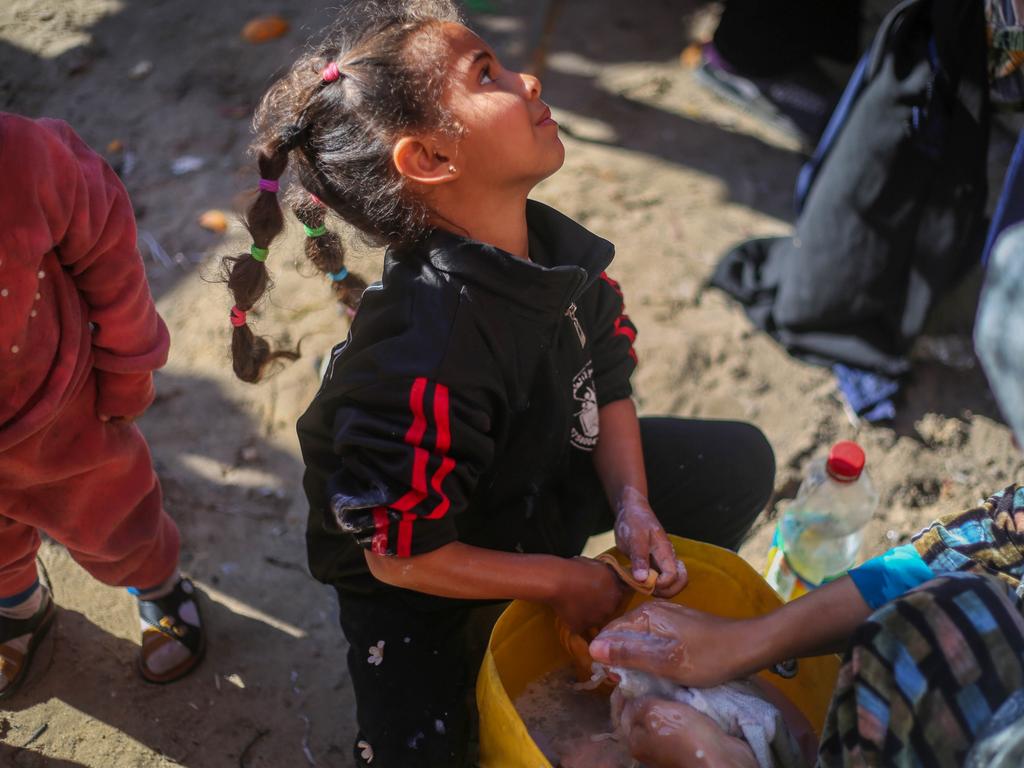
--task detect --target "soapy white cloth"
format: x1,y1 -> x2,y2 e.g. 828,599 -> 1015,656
610,667 -> 780,768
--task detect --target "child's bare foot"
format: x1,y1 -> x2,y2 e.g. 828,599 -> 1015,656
621,697 -> 759,768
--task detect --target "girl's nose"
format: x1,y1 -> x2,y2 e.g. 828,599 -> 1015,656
521,72 -> 542,100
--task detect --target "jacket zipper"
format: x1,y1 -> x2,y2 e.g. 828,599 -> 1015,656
565,302 -> 586,347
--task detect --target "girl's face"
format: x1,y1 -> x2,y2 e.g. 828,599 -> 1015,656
439,23 -> 565,191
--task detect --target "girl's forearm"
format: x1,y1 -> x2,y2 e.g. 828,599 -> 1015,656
364,541 -> 572,603
594,398 -> 648,504
742,576 -> 872,673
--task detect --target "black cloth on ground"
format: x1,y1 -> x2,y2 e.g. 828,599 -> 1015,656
713,0 -> 862,78
711,0 -> 990,377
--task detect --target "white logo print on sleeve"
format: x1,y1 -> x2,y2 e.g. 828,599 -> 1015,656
570,362 -> 599,451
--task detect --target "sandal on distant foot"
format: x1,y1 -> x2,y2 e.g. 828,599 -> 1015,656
137,577 -> 205,684
694,43 -> 837,151
0,587 -> 56,701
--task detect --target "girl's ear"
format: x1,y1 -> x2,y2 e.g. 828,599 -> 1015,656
393,136 -> 460,185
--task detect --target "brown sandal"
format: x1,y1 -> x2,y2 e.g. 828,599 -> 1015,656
0,587 -> 56,700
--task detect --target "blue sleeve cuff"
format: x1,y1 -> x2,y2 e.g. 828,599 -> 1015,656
848,544 -> 935,610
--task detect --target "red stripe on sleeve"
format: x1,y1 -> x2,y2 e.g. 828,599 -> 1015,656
397,512 -> 415,557
389,379 -> 458,552
384,378 -> 429,556
371,506 -> 390,555
392,447 -> 429,512
404,377 -> 428,446
602,273 -> 637,364
427,457 -> 456,519
427,383 -> 456,519
433,383 -> 451,453
614,315 -> 637,343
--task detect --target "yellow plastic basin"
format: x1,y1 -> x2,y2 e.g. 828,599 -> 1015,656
477,536 -> 840,767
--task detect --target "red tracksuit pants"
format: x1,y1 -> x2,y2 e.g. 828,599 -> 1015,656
0,374 -> 179,598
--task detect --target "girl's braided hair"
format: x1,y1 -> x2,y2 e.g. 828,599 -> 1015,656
224,0 -> 463,383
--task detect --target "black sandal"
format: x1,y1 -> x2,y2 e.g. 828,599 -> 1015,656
0,587 -> 56,701
137,577 -> 205,684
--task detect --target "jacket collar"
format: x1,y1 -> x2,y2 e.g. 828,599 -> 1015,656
400,200 -> 615,315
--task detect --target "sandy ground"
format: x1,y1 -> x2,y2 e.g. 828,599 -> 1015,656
1,1 -> 1021,766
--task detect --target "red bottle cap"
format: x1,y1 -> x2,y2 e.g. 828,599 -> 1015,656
827,441 -> 865,482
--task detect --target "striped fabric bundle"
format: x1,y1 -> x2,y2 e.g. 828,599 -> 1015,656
818,485 -> 1024,767
913,485 -> 1024,590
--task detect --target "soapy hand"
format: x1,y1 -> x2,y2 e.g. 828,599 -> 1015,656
614,487 -> 687,597
588,601 -> 751,689
620,697 -> 758,768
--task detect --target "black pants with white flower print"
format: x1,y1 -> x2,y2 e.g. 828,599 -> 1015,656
337,591 -> 505,768
336,417 -> 775,767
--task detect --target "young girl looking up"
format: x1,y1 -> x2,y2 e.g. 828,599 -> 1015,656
0,113 -> 205,697
223,2 -> 775,765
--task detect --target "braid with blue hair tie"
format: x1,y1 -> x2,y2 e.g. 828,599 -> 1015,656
292,193 -> 367,316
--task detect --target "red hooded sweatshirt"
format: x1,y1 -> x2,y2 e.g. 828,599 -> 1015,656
0,113 -> 170,452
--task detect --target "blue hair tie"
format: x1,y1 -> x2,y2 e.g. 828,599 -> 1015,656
328,267 -> 349,282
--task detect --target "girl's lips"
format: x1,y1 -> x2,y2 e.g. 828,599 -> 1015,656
536,106 -> 557,126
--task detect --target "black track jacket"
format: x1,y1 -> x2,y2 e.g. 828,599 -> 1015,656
298,201 -> 637,594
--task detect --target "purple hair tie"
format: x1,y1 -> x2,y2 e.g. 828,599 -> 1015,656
259,178 -> 280,193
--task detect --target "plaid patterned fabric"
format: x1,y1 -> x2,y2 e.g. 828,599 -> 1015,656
912,485 -> 1024,591
818,573 -> 1024,767
818,484 -> 1024,766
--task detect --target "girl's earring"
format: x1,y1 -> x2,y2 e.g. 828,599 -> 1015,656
448,165 -> 457,174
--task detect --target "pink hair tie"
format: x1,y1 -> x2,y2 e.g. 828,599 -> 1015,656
310,193 -> 324,206
230,306 -> 247,327
322,62 -> 342,83
258,178 -> 279,193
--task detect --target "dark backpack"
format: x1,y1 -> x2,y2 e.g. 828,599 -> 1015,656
711,0 -> 990,376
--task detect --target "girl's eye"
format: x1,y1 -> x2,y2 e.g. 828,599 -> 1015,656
480,66 -> 496,85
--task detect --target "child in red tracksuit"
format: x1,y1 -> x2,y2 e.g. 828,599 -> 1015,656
0,112 -> 206,697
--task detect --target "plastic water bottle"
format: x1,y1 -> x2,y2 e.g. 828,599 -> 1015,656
764,441 -> 879,601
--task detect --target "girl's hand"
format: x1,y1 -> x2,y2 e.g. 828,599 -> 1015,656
95,371 -> 154,423
548,558 -> 628,633
614,487 -> 687,597
620,697 -> 758,768
588,601 -> 752,689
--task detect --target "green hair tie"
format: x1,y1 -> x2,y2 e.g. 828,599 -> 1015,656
303,223 -> 327,238
250,244 -> 269,262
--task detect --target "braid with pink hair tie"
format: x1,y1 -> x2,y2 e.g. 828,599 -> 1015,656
322,62 -> 342,83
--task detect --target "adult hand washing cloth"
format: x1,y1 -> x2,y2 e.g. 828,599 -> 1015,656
611,668 -> 807,768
